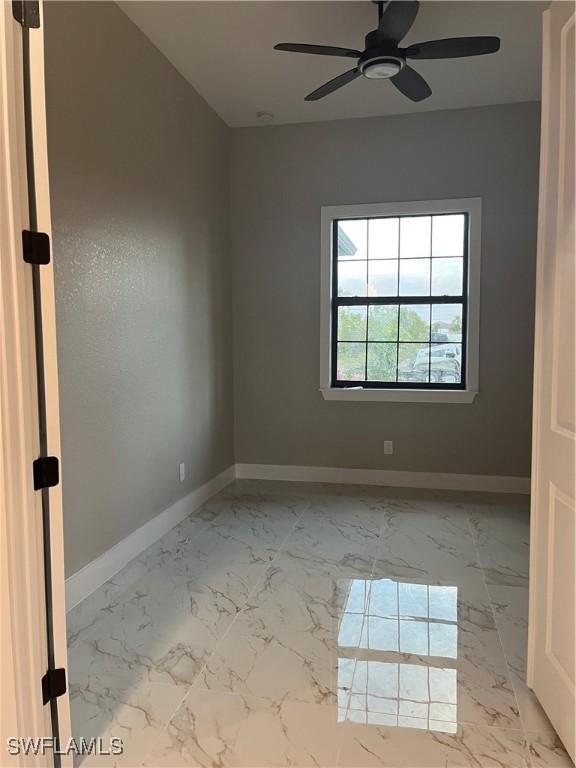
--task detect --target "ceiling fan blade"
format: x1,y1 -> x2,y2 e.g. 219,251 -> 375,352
378,1 -> 419,43
405,36 -> 501,59
390,65 -> 431,101
274,43 -> 361,58
305,68 -> 360,101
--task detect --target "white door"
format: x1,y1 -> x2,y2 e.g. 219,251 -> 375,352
527,0 -> 576,762
1,2 -> 71,765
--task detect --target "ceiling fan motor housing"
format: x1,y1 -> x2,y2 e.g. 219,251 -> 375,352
358,29 -> 406,80
359,29 -> 405,79
359,52 -> 404,79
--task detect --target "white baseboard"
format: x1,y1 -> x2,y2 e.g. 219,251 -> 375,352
66,461 -> 529,611
235,463 -> 530,495
65,465 -> 235,611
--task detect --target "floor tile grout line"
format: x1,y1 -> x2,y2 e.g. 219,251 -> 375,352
145,492 -> 382,766
464,509 -> 534,768
70,487 -> 303,649
334,509 -> 387,766
67,502 -> 230,650
82,490 -> 305,767
361,505 -> 533,736
178,500 -> 521,762
138,495 -> 313,767
72,489 -> 542,767
349,502 -> 535,768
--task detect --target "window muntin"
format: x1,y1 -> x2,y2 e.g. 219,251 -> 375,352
332,213 -> 468,389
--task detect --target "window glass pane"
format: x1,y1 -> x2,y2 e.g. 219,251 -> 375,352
398,343 -> 430,383
429,667 -> 457,704
432,215 -> 465,257
370,578 -> 399,617
367,343 -> 397,381
368,218 -> 399,259
338,261 -> 367,297
399,305 -> 430,341
368,305 -> 398,342
399,620 -> 429,655
338,220 -> 367,260
400,216 -> 431,259
431,257 -> 463,296
429,343 -> 462,384
345,579 -> 371,613
400,621 -> 428,656
363,616 -> 399,651
399,259 -> 430,295
337,342 -> 366,381
339,612 -> 364,647
399,664 -> 429,701
368,260 -> 398,296
431,304 -> 463,343
338,306 -> 367,341
398,582 -> 428,618
429,622 -> 458,658
428,585 -> 458,621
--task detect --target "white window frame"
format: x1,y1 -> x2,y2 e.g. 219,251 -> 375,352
320,198 -> 481,403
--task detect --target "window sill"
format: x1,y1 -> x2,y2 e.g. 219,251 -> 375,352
319,388 -> 478,404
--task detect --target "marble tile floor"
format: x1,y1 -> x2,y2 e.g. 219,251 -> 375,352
67,480 -> 573,767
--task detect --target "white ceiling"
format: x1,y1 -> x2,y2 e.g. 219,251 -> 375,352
119,1 -> 546,127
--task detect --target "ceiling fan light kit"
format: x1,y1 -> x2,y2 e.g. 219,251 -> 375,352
274,0 -> 501,103
360,57 -> 403,79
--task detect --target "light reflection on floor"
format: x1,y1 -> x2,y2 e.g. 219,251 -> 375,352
338,578 -> 459,733
68,485 -> 569,766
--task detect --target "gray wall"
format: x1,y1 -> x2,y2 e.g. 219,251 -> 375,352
45,2 -> 234,576
231,102 -> 540,477
45,3 -> 539,578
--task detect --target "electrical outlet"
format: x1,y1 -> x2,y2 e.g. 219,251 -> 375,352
179,462 -> 186,482
383,440 -> 394,455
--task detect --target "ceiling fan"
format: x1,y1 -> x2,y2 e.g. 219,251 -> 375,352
274,1 -> 500,102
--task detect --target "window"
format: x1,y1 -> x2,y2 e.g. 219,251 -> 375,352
320,199 -> 481,403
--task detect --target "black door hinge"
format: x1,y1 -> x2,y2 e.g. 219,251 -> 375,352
22,230 -> 50,265
12,0 -> 40,28
33,456 -> 59,490
42,668 -> 66,705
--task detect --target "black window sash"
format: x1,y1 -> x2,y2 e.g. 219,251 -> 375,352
331,213 -> 469,390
